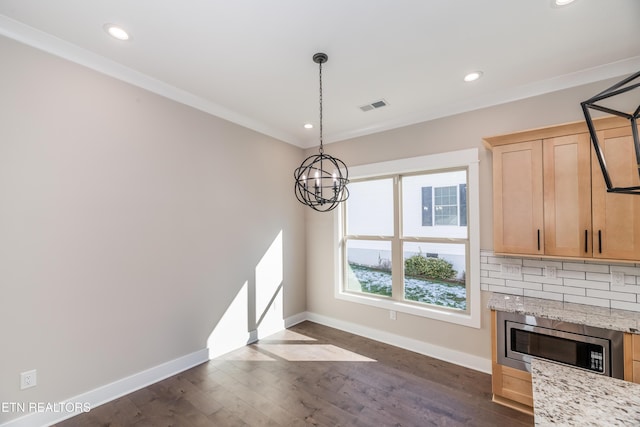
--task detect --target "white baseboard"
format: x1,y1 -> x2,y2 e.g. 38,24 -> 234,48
303,311 -> 492,374
284,311 -> 307,328
0,311 -> 486,427
0,349 -> 209,427
0,312 -> 305,427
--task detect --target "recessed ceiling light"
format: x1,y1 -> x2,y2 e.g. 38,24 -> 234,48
304,123 -> 313,129
555,0 -> 575,5
464,71 -> 483,82
104,24 -> 130,41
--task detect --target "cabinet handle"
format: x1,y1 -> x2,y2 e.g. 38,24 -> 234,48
598,230 -> 602,254
537,229 -> 541,251
585,230 -> 588,253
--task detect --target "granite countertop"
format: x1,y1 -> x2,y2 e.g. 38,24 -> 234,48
487,292 -> 640,334
532,358 -> 640,426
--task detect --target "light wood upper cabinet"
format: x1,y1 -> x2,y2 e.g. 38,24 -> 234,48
492,141 -> 544,255
543,134 -> 592,257
592,127 -> 640,261
491,134 -> 591,257
485,116 -> 640,262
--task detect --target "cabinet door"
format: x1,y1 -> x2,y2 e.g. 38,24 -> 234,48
543,134 -> 592,257
493,141 -> 544,254
592,127 -> 640,260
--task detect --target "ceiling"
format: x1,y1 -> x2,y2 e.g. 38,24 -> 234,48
0,1 -> 639,149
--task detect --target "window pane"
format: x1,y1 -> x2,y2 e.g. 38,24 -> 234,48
403,241 -> 466,311
402,170 -> 467,238
346,179 -> 394,236
346,240 -> 392,297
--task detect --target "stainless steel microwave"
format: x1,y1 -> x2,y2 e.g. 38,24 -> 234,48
496,311 -> 624,379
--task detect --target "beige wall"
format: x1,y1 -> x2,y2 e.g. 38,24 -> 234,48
304,76 -> 621,363
0,35 -> 306,422
0,29 -> 627,424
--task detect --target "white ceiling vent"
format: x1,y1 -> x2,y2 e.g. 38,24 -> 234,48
359,99 -> 389,112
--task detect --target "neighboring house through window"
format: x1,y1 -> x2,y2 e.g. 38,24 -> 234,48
336,149 -> 480,328
422,183 -> 467,227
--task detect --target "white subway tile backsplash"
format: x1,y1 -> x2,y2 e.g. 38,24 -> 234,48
524,274 -> 563,285
489,257 -> 522,265
523,259 -> 563,269
613,265 -> 640,276
522,267 -> 543,276
563,278 -> 610,291
556,270 -> 586,280
585,272 -> 614,282
480,276 -> 506,287
480,251 -> 640,313
562,262 -> 610,273
524,289 -> 563,301
585,289 -> 637,302
542,284 -> 585,296
480,263 -> 501,272
505,279 -> 543,291
564,294 -> 611,308
611,284 -> 640,293
611,300 -> 640,311
488,285 -> 524,296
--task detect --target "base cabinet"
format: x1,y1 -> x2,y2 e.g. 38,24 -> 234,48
624,333 -> 640,384
491,363 -> 533,414
490,310 -> 533,414
493,312 -> 640,414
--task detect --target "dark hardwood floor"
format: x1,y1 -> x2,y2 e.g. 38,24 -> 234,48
55,321 -> 533,426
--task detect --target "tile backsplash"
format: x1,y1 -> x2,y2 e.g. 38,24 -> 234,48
481,250 -> 640,312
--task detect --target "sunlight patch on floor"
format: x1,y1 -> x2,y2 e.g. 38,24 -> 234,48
218,345 -> 277,361
258,329 -> 317,342
256,344 -> 377,362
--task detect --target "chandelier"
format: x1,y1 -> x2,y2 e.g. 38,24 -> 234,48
581,70 -> 640,194
294,53 -> 349,211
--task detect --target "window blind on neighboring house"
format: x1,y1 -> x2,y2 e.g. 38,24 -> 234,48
422,186 -> 432,226
459,183 -> 467,227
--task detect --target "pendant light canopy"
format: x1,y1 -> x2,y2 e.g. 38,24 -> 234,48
294,53 -> 349,211
581,70 -> 640,194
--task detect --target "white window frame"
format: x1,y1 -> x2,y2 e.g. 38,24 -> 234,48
334,148 -> 480,328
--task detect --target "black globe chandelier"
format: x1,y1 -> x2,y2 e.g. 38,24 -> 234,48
294,53 -> 349,212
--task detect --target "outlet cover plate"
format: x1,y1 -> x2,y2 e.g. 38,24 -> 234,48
612,272 -> 625,286
20,370 -> 36,390
502,264 -> 522,278
545,266 -> 557,279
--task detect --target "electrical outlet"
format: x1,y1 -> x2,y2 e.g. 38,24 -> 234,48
545,266 -> 557,279
20,370 -> 36,390
611,271 -> 625,286
502,264 -> 522,278
389,310 -> 397,320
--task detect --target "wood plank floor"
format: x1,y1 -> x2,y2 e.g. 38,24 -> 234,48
55,321 -> 533,426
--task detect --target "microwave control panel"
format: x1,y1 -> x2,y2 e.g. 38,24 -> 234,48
590,350 -> 604,372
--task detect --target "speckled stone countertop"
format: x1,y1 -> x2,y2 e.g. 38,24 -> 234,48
488,292 -> 640,334
532,358 -> 640,426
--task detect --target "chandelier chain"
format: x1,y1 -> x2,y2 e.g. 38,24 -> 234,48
319,60 -> 324,154
293,52 -> 349,212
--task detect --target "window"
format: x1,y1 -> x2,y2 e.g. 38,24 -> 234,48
422,184 -> 467,227
336,149 -> 480,328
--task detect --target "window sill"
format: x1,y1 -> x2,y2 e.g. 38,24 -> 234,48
335,289 -> 480,328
